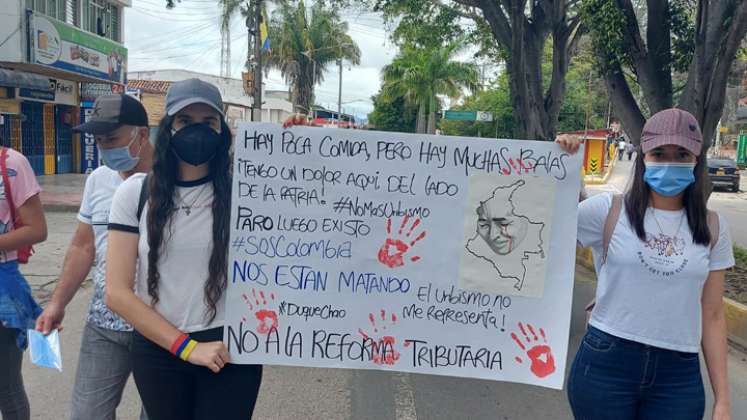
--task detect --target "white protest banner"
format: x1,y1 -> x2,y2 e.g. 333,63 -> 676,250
225,123 -> 582,389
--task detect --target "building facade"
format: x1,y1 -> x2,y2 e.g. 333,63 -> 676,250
0,0 -> 130,175
128,69 -> 294,130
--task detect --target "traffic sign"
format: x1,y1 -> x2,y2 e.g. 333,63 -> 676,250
444,110 -> 476,121
476,111 -> 493,122
443,110 -> 492,121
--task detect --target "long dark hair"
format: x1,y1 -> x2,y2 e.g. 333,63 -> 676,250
146,115 -> 232,322
624,146 -> 711,246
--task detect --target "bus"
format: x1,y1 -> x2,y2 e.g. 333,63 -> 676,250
310,108 -> 358,129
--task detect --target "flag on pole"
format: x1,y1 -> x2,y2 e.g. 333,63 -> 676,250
260,9 -> 270,51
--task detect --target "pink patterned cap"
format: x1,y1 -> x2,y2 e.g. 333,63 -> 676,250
640,108 -> 702,155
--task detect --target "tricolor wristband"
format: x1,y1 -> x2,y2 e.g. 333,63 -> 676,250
170,333 -> 198,361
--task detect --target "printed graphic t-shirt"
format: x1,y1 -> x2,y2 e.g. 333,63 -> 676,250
578,193 -> 735,352
0,148 -> 42,263
77,166 -> 132,331
108,174 -> 223,333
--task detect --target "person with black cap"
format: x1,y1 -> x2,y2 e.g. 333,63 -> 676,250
35,93 -> 152,420
105,78 -> 262,420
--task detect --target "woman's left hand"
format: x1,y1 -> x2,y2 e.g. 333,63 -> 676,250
713,402 -> 731,420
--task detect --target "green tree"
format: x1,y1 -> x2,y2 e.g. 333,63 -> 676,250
266,0 -> 361,113
582,0 -> 747,149
381,42 -> 478,134
441,39 -> 609,139
375,0 -> 584,140
367,94 -> 418,133
439,73 -> 514,138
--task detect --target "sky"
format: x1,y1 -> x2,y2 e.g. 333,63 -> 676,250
124,0 -> 398,120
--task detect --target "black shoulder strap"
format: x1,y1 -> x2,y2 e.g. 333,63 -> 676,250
137,174 -> 150,222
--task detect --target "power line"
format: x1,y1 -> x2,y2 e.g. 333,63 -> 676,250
129,6 -> 221,22
125,20 -> 215,43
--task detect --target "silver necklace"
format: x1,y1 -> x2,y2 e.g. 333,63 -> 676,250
650,207 -> 685,255
175,184 -> 207,216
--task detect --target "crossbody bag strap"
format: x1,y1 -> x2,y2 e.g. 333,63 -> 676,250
601,194 -> 623,266
0,148 -> 17,226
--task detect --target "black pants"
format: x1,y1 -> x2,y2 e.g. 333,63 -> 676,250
0,325 -> 29,420
132,327 -> 263,420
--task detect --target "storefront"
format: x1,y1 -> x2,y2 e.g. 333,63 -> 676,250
0,3 -> 129,174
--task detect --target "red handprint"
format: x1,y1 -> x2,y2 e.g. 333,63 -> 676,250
243,288 -> 278,335
377,215 -> 427,268
511,322 -> 556,378
358,310 -> 401,365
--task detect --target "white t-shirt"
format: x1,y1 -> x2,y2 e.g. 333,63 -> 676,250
108,174 -> 223,333
77,166 -> 131,331
578,193 -> 735,353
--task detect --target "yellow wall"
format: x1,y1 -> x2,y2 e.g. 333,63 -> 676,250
584,139 -> 605,175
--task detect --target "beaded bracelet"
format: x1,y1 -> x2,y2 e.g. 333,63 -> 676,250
170,333 -> 198,361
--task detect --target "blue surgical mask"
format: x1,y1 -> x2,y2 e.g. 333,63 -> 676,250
99,129 -> 141,172
643,162 -> 696,196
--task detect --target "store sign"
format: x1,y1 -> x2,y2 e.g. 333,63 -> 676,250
0,100 -> 20,114
54,79 -> 77,105
19,87 -> 55,101
30,12 -> 128,84
80,83 -> 120,106
17,78 -> 77,105
79,108 -> 100,173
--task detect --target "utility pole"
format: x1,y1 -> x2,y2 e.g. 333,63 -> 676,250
337,58 -> 342,114
583,69 -> 593,138
248,0 -> 263,121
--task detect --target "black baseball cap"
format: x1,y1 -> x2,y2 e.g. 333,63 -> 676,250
74,94 -> 149,135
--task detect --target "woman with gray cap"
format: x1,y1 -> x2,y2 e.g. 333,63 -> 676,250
557,109 -> 734,420
105,78 -> 262,419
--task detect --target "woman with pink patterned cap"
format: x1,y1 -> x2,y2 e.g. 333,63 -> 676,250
557,108 -> 734,420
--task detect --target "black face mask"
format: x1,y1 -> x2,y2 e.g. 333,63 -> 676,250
170,123 -> 222,166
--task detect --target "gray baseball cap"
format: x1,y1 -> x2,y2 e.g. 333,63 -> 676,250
166,78 -> 224,117
73,94 -> 148,134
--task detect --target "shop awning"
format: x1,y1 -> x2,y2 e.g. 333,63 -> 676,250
0,68 -> 53,90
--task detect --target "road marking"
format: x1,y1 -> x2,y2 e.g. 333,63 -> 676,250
393,372 -> 418,420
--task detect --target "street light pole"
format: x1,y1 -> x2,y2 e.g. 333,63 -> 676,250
252,0 -> 263,122
337,58 -> 342,114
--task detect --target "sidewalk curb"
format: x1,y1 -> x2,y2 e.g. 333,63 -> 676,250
725,298 -> 747,351
575,247 -> 747,350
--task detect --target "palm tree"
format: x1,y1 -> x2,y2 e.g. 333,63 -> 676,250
382,42 -> 478,134
266,0 -> 361,113
218,0 -> 244,77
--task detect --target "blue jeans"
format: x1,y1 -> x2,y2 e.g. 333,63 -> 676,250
568,326 -> 705,420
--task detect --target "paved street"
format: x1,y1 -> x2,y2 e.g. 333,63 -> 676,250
17,209 -> 747,419
589,156 -> 747,247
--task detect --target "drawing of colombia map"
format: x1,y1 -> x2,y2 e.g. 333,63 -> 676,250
459,175 -> 556,298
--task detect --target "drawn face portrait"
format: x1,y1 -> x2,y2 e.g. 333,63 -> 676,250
476,199 -> 529,255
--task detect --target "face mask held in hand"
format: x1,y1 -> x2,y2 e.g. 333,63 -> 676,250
99,128 -> 142,172
170,123 -> 222,166
643,162 -> 696,196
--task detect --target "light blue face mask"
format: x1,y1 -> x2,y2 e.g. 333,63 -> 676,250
643,162 -> 696,196
98,128 -> 142,172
